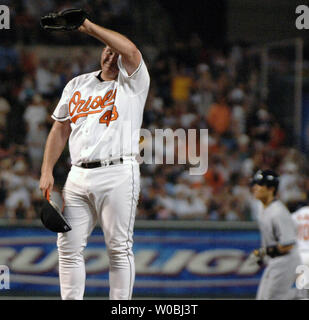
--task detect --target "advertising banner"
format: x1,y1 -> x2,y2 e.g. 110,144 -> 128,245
0,226 -> 262,298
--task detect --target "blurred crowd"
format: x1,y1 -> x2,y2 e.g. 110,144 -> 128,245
138,43 -> 308,221
0,1 -> 308,223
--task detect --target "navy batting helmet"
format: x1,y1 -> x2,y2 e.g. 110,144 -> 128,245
251,169 -> 279,192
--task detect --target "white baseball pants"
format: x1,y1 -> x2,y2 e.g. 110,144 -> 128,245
256,250 -> 301,300
57,160 -> 140,300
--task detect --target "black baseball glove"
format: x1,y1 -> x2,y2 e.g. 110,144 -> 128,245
40,8 -> 89,31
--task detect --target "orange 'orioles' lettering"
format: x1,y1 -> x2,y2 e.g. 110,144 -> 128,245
99,106 -> 119,126
102,90 -> 117,107
76,99 -> 86,113
79,96 -> 92,113
89,96 -> 102,110
69,91 -> 81,116
69,89 -> 118,124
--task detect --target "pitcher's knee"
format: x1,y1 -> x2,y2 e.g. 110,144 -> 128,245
108,245 -> 133,268
58,248 -> 85,267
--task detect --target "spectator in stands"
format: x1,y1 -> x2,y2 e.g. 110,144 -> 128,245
23,94 -> 48,174
0,96 -> 10,130
18,76 -> 35,104
0,130 -> 12,160
278,161 -> 304,205
152,54 -> 172,105
204,167 -> 225,194
249,102 -> 273,144
3,156 -> 35,223
206,95 -> 231,136
0,42 -> 19,72
171,63 -> 193,107
156,185 -> 176,218
35,58 -> 55,99
269,121 -> 286,148
191,63 -> 214,116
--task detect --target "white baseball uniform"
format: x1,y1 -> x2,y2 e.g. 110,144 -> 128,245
292,206 -> 309,294
51,54 -> 150,300
292,206 -> 309,260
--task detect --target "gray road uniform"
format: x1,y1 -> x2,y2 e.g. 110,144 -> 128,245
256,200 -> 301,300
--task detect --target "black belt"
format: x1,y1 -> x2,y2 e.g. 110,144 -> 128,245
81,158 -> 123,169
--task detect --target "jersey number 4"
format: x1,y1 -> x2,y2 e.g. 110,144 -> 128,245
99,106 -> 119,126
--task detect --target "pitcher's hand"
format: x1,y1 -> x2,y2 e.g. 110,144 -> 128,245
40,172 -> 54,198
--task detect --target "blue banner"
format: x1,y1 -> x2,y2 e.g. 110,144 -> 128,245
0,226 -> 262,298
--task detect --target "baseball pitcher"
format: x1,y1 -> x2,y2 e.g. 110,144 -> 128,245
250,170 -> 301,300
39,9 -> 150,300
